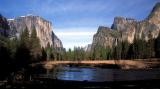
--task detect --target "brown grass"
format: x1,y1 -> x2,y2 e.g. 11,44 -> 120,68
39,59 -> 160,70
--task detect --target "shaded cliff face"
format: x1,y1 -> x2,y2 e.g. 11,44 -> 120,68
148,2 -> 160,27
93,26 -> 120,48
111,17 -> 137,43
0,14 -> 10,37
0,14 -> 9,30
8,15 -> 63,48
92,3 -> 160,48
84,44 -> 92,52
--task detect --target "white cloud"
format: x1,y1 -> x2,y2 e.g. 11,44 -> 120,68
56,32 -> 95,36
54,27 -> 97,37
53,27 -> 96,50
56,31 -> 95,50
54,27 -> 97,31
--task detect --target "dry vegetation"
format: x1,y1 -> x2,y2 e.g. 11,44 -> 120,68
42,59 -> 160,70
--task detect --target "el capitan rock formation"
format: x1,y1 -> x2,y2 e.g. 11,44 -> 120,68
8,15 -> 63,49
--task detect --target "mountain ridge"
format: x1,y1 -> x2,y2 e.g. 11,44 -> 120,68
8,15 -> 63,49
92,3 -> 160,49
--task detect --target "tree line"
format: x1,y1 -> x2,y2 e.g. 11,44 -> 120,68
1,25 -> 160,79
0,26 -> 59,80
62,32 -> 160,61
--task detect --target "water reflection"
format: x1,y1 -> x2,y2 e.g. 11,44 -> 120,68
37,65 -> 160,82
57,67 -> 95,81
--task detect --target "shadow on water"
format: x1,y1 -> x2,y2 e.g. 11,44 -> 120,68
2,64 -> 160,89
29,64 -> 160,89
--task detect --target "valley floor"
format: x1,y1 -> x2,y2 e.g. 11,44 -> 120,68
41,59 -> 160,69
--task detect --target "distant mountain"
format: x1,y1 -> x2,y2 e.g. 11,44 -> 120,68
8,15 -> 63,49
92,2 -> 160,49
84,44 -> 92,52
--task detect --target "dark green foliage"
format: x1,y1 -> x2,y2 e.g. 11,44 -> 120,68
30,27 -> 42,61
15,44 -> 31,69
0,14 -> 10,30
41,47 -> 47,61
132,38 -> 144,59
113,42 -> 122,60
127,44 -> 134,59
67,48 -> 74,61
87,34 -> 159,60
45,43 -> 54,60
89,45 -> 113,60
64,47 -> 86,61
121,41 -> 130,59
20,27 -> 30,47
73,47 -> 85,61
0,45 -> 12,80
0,34 -> 15,80
155,33 -> 160,58
147,39 -> 155,58
0,25 -> 44,80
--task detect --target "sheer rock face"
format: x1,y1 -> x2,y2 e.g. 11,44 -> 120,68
84,44 -> 92,52
112,17 -> 137,43
0,14 -> 9,30
8,15 -> 63,48
93,26 -> 120,48
0,14 -> 10,37
148,3 -> 160,28
92,3 -> 160,48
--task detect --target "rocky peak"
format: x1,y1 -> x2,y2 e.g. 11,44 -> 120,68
148,3 -> 160,29
92,3 -> 160,49
97,26 -> 120,38
111,16 -> 136,31
148,2 -> 160,20
112,17 -> 135,26
8,15 -> 63,48
92,26 -> 120,48
84,44 -> 92,52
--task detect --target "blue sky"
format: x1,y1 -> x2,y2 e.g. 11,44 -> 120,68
0,0 -> 159,49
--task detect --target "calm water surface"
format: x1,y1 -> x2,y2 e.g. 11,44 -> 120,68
37,66 -> 160,82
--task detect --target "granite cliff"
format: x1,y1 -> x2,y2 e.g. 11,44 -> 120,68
8,15 -> 63,49
92,3 -> 160,48
0,14 -> 10,37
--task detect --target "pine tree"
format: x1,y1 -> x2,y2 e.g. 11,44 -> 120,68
30,27 -> 42,61
20,27 -> 30,47
113,42 -> 122,60
155,32 -> 160,58
91,47 -> 96,60
41,47 -> 47,61
147,31 -> 155,58
121,41 -> 129,59
15,27 -> 31,68
67,48 -> 74,61
30,27 -> 41,61
127,44 -> 134,59
46,43 -> 52,61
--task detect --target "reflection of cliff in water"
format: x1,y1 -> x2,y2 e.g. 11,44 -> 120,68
35,65 -> 160,82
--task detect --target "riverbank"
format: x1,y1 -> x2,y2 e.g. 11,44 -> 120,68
2,59 -> 160,89
1,78 -> 160,89
41,59 -> 160,69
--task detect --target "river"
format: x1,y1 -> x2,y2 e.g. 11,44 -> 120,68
35,65 -> 160,82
